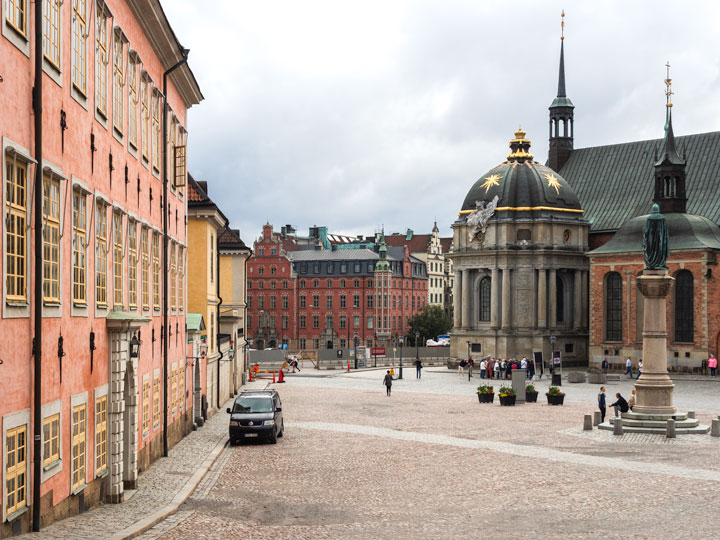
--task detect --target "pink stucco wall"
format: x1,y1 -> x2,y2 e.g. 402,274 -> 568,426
0,0 -> 196,517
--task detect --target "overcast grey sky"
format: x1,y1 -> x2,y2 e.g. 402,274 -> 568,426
163,1 -> 720,243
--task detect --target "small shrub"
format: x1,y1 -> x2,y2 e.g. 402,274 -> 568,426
525,384 -> 536,392
547,386 -> 564,396
476,385 -> 494,394
498,386 -> 516,397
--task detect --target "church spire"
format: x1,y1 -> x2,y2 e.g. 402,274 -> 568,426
653,62 -> 686,213
557,10 -> 567,98
548,10 -> 574,172
656,61 -> 684,167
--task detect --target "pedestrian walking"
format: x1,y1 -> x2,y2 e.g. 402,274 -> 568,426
610,393 -> 629,417
458,359 -> 466,378
383,370 -> 393,396
528,358 -> 535,380
624,357 -> 633,378
415,358 -> 422,379
628,388 -> 637,411
636,360 -> 643,380
709,354 -> 717,377
598,386 -> 607,423
601,358 -> 609,374
467,357 -> 474,380
479,358 -> 486,379
486,357 -> 493,379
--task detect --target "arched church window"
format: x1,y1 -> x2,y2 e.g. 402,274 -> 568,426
674,270 -> 694,342
605,272 -> 622,341
556,276 -> 565,323
479,276 -> 491,322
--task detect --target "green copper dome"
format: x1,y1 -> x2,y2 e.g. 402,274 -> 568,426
460,128 -> 584,219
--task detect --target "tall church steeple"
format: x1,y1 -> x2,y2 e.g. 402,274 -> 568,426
548,10 -> 575,172
653,62 -> 687,213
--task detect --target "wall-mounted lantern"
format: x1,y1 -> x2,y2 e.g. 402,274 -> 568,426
130,332 -> 141,359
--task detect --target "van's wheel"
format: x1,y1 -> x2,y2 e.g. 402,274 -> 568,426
277,421 -> 284,438
269,428 -> 278,444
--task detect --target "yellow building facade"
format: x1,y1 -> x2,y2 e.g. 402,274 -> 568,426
187,176 -> 229,416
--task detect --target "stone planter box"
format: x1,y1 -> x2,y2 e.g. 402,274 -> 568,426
499,395 -> 517,406
477,393 -> 495,404
546,393 -> 565,406
588,372 -> 607,384
525,390 -> 538,403
568,372 -> 586,383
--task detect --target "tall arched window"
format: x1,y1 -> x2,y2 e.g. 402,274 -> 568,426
479,276 -> 491,322
675,270 -> 694,342
556,276 -> 565,323
605,272 -> 622,341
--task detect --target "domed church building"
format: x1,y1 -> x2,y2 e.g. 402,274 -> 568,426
448,128 -> 589,362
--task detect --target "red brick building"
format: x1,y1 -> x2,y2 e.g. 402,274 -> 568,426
247,224 -> 428,350
586,106 -> 720,370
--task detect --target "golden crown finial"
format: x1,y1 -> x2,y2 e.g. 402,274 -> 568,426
561,10 -> 565,40
507,126 -> 533,161
665,61 -> 673,108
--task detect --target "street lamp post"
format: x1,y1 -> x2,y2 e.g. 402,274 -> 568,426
466,340 -> 470,362
415,331 -> 420,365
354,331 -> 359,370
374,333 -> 378,368
398,336 -> 404,379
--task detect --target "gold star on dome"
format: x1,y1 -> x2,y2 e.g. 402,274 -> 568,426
544,172 -> 561,194
480,174 -> 501,193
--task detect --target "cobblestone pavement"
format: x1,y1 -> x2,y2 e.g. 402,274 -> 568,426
17,397 -> 235,540
139,370 -> 720,540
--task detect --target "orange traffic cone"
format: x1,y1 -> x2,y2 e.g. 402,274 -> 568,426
248,369 -> 253,382
272,370 -> 276,383
278,369 -> 285,383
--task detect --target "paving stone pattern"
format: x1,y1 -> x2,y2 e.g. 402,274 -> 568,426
142,369 -> 720,540
16,398 -> 233,540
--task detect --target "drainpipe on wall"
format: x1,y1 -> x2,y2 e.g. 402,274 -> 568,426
216,242 -> 223,409
162,48 -> 189,458
32,0 -> 44,531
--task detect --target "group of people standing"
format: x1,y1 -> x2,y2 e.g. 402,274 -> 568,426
458,356 -> 538,380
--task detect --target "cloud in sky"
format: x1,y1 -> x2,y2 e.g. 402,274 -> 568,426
163,0 -> 720,243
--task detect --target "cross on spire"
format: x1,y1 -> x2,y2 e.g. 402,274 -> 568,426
561,10 -> 565,40
665,61 -> 673,108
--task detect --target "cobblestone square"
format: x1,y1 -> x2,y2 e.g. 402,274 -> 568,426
140,369 -> 720,540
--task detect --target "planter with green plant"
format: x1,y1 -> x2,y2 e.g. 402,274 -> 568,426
498,386 -> 516,406
546,386 -> 565,405
476,385 -> 495,403
525,383 -> 538,403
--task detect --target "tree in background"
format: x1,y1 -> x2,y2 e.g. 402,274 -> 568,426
406,305 -> 452,346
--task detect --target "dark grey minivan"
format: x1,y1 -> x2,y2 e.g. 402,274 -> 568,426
227,390 -> 284,444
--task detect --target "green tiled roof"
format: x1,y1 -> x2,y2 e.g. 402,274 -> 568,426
559,131 -> 720,232
589,212 -> 720,255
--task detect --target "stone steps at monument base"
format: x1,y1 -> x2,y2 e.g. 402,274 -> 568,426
622,412 -> 689,421
597,422 -> 710,434
609,417 -> 700,429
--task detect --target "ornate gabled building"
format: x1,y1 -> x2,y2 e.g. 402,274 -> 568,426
385,226 -> 454,314
246,223 -> 428,352
449,128 -> 589,361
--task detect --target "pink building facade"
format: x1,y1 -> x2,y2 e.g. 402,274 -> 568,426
0,0 -> 202,534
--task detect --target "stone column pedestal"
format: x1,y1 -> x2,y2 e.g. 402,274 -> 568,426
633,269 -> 676,415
